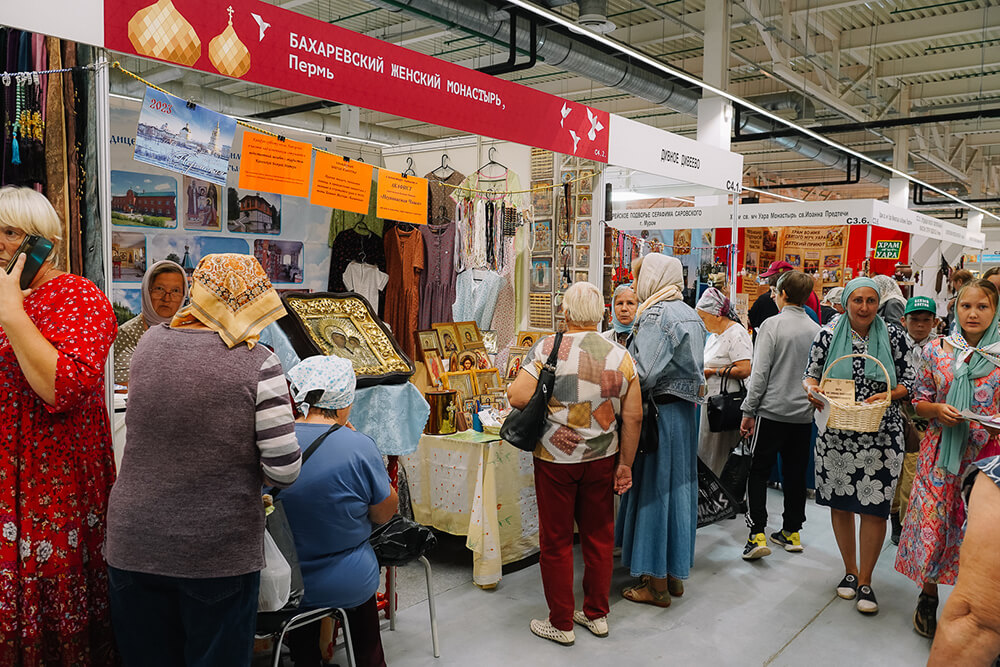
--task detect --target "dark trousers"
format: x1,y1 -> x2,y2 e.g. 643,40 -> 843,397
286,595 -> 386,667
746,417 -> 812,535
534,456 -> 615,631
107,566 -> 259,667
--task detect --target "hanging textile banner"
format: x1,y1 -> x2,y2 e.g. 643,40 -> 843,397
310,152 -> 373,213
778,226 -> 848,296
237,131 -> 312,197
376,170 -> 428,226
103,0 -> 610,161
134,86 -> 236,186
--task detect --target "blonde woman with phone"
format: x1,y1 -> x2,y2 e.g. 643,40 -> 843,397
0,186 -> 119,664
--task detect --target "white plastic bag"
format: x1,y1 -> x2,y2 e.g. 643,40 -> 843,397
258,531 -> 292,612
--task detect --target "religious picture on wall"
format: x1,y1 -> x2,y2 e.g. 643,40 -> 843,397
554,291 -> 565,317
505,347 -> 528,380
803,254 -> 820,275
673,229 -> 692,255
474,369 -> 501,395
532,181 -> 552,216
455,351 -> 478,372
784,253 -> 802,267
474,349 -> 492,370
455,321 -> 482,349
433,323 -> 461,355
575,217 -> 591,244
417,330 -> 441,355
826,228 -> 845,247
533,219 -> 553,254
577,195 -> 592,219
183,177 -> 222,231
111,232 -> 148,282
111,170 -> 179,229
561,170 -> 577,185
575,271 -> 589,284
575,246 -> 590,269
763,230 -> 778,252
424,350 -> 445,388
578,171 -> 593,193
443,370 -> 475,402
531,258 -> 553,292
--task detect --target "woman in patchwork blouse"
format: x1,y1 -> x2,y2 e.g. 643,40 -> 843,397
507,282 -> 642,646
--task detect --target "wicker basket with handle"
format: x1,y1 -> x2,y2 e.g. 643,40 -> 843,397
819,353 -> 891,433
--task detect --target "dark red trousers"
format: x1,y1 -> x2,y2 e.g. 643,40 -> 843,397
533,456 -> 615,631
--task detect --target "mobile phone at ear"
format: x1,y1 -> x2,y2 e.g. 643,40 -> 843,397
6,235 -> 54,289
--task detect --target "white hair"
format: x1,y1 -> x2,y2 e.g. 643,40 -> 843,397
562,281 -> 604,325
0,186 -> 63,262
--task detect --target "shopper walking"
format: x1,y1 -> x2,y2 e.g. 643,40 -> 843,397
890,296 -> 940,545
696,287 -> 752,476
507,282 -> 642,646
105,253 -> 301,666
740,271 -> 820,560
0,186 -> 119,664
804,277 -> 914,615
896,279 -> 1000,638
616,254 -> 707,607
603,283 -> 638,346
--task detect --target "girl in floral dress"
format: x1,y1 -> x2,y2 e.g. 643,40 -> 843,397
804,277 -> 914,616
896,279 -> 1000,639
0,186 -> 118,664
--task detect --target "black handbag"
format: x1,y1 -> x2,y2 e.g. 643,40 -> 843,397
638,394 -> 659,455
266,423 -> 343,610
719,436 -> 753,514
500,332 -> 564,452
370,514 -> 438,567
707,365 -> 747,433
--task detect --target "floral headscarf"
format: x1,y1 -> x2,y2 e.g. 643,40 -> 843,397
287,355 -> 356,415
696,286 -> 740,324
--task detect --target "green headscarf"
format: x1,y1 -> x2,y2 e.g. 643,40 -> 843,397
940,298 -> 1000,474
822,277 -> 897,388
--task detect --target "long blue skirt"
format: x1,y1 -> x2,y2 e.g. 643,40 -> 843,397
615,400 -> 699,580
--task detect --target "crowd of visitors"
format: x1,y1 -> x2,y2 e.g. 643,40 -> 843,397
0,183 -> 996,663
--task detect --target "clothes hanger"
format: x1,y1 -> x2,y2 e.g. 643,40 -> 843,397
477,147 -> 507,179
431,153 -> 454,179
403,157 -> 416,176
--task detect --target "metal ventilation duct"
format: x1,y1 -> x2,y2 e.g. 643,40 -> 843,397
577,0 -> 615,34
366,0 -> 889,185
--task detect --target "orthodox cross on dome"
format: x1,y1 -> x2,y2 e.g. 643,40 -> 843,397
227,6 -> 234,24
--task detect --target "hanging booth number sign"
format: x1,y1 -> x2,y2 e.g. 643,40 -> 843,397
873,240 -> 903,260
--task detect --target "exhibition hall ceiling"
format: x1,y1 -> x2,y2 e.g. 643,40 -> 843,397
108,0 -> 1000,219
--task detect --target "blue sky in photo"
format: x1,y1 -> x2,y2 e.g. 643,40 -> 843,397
112,170 -> 178,197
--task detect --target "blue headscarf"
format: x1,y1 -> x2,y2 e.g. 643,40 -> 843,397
822,277 -> 897,388
611,284 -> 638,334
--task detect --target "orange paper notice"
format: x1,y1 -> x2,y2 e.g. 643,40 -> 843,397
238,131 -> 312,198
376,169 -> 428,225
310,152 -> 374,213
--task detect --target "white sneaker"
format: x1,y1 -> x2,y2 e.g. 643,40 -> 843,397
530,618 -> 575,646
573,610 -> 609,637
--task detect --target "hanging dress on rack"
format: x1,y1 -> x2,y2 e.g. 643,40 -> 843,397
418,220 -> 458,329
384,225 -> 424,360
327,227 -> 385,293
424,170 -> 465,223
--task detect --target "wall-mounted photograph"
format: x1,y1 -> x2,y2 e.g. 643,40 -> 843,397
227,188 -> 282,234
183,177 -> 222,231
111,170 -> 178,229
111,231 -> 148,281
254,239 -> 304,284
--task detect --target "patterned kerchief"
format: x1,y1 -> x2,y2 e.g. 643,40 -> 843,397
287,355 -> 356,413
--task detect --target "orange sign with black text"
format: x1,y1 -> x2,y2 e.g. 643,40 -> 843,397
310,152 -> 374,213
376,170 -> 428,226
237,131 -> 311,197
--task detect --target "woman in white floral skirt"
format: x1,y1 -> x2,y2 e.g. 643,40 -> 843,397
803,277 -> 914,615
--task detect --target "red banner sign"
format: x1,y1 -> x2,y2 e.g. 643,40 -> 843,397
105,0 -> 610,161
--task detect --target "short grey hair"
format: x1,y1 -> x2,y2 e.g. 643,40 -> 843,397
562,281 -> 604,325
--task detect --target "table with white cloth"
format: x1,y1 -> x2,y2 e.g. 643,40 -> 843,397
402,432 -> 539,587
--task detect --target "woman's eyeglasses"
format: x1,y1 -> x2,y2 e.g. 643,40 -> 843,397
151,287 -> 183,300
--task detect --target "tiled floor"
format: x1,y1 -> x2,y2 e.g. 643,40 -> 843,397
374,488 -> 940,667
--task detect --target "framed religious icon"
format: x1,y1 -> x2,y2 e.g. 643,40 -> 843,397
455,350 -> 478,372
575,270 -> 589,284
473,349 -> 492,370
531,181 -> 552,216
424,350 -> 445,388
577,195 -> 592,219
473,368 -> 501,395
505,347 -> 529,381
533,219 -> 553,255
575,245 -> 590,269
455,321 -> 482,349
444,370 -> 475,402
433,322 -> 462,356
578,170 -> 594,193
531,258 -> 553,292
277,292 -> 414,387
417,330 -> 441,355
575,217 -> 591,244
516,330 -> 553,349
481,330 -> 498,354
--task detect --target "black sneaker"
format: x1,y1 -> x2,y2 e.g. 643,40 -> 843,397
914,593 -> 938,638
856,585 -> 878,614
742,533 -> 771,561
836,574 -> 858,600
890,513 -> 902,546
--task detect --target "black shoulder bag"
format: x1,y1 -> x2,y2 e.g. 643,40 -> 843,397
500,332 -> 565,452
707,365 -> 747,433
266,423 -> 342,610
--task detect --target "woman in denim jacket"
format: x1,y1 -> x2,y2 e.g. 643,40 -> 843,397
616,253 -> 707,607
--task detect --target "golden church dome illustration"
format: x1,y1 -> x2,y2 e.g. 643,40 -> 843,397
209,6 -> 251,78
127,0 -> 202,67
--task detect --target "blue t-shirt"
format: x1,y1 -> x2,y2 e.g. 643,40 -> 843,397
280,423 -> 391,610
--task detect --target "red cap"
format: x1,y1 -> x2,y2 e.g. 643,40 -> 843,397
759,260 -> 795,278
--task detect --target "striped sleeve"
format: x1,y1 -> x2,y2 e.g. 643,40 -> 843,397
256,352 -> 301,488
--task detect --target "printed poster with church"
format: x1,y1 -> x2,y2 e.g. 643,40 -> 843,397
133,86 -> 237,186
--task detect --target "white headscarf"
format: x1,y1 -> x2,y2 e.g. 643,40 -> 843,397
141,260 -> 188,328
635,253 -> 684,316
873,274 -> 907,308
287,355 -> 356,415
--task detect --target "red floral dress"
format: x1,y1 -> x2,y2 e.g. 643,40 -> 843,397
0,274 -> 118,665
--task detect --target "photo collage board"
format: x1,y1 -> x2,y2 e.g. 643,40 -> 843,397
109,97 -> 340,324
529,148 -> 598,331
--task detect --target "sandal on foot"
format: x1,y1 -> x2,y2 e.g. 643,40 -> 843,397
836,574 -> 858,600
530,619 -> 575,646
622,581 -> 671,608
667,576 -> 684,597
856,585 -> 878,614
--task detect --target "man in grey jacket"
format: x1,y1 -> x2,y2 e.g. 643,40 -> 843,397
740,271 -> 821,560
